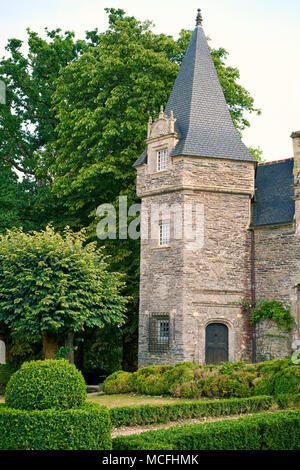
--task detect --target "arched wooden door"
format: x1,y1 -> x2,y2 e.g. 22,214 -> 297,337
205,323 -> 228,364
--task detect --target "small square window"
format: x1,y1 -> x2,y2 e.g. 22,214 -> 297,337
159,223 -> 170,246
157,149 -> 168,171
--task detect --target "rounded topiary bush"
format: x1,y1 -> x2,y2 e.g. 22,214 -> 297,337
5,359 -> 86,411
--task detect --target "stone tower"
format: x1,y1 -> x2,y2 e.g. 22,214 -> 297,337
134,10 -> 257,367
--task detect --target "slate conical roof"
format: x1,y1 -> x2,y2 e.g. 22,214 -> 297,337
164,20 -> 255,162
134,12 -> 256,166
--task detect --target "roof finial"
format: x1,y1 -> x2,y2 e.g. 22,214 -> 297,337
196,8 -> 203,26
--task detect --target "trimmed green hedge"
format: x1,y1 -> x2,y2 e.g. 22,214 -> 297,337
109,395 -> 275,427
5,359 -> 86,411
113,410 -> 300,450
0,402 -> 112,450
103,358 -> 300,399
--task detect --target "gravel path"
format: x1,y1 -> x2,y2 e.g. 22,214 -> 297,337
111,413 -> 257,438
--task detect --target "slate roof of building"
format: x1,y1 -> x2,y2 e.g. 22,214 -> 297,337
134,21 -> 256,167
251,158 -> 295,227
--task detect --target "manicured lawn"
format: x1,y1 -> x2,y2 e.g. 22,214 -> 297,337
87,393 -> 204,408
0,393 -> 207,408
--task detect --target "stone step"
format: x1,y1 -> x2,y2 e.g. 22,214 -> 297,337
86,385 -> 100,393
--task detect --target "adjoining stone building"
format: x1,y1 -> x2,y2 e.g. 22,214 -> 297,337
134,10 -> 300,367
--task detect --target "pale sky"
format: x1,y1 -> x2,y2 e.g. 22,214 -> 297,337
0,0 -> 299,161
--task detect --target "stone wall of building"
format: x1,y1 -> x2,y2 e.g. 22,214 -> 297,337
255,319 -> 292,362
253,223 -> 300,360
137,155 -> 256,367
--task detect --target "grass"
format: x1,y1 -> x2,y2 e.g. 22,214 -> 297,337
0,393 -> 204,408
87,394 -> 204,408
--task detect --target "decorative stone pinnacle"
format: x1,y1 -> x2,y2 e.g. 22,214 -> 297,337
196,8 -> 203,26
291,131 -> 300,139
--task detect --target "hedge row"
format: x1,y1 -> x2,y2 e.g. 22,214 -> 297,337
103,359 -> 300,399
109,395 -> 275,427
0,402 -> 112,450
113,410 -> 300,450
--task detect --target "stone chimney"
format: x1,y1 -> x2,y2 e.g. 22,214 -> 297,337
292,131 -> 300,236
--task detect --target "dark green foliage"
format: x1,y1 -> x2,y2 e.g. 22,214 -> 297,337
5,359 -> 86,411
0,402 -> 111,450
0,364 -> 17,394
250,300 -> 294,331
103,359 -> 299,399
109,396 -> 274,427
112,411 -> 300,450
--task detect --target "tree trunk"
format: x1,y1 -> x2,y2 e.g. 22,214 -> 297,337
65,332 -> 74,364
122,333 -> 138,372
42,332 -> 59,359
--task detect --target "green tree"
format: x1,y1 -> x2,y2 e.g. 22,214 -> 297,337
0,27 -> 101,230
0,225 -> 127,360
249,146 -> 265,163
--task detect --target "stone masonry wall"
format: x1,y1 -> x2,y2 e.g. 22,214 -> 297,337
137,156 -> 256,367
254,224 -> 300,360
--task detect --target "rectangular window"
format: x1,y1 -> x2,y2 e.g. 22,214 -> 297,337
157,149 -> 168,171
157,319 -> 169,344
159,223 -> 170,247
149,314 -> 170,353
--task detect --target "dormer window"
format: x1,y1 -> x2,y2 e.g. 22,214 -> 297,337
157,148 -> 168,171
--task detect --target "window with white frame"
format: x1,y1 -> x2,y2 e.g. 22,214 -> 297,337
157,148 -> 168,171
159,223 -> 170,246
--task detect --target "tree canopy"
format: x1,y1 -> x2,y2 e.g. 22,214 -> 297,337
0,225 -> 127,359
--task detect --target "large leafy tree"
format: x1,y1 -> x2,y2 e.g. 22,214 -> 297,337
0,27 -> 100,230
0,8 -> 260,370
0,226 -> 127,360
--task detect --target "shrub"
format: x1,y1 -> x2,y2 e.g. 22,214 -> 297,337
0,364 -> 17,394
113,410 -> 300,450
103,358 -> 299,400
109,396 -> 274,427
5,359 -> 86,411
273,366 -> 300,395
102,371 -> 136,394
0,402 -> 111,450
